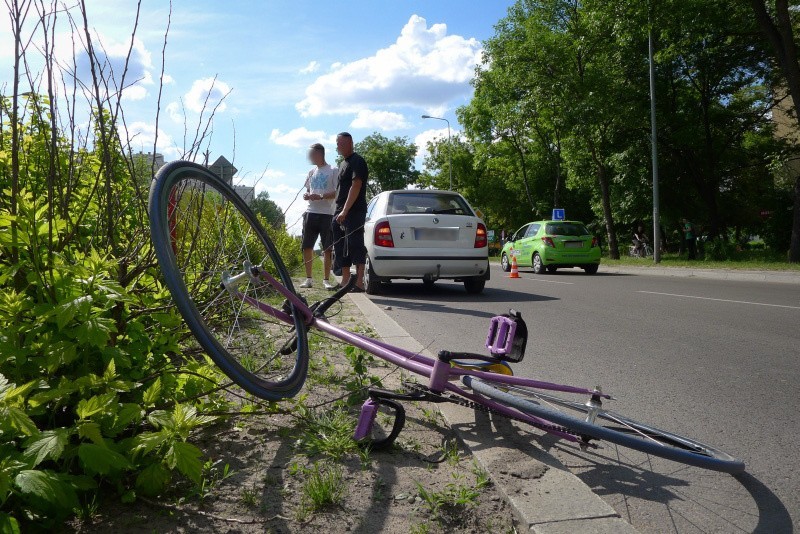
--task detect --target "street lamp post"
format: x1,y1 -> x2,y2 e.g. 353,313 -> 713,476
648,12 -> 662,263
421,115 -> 452,190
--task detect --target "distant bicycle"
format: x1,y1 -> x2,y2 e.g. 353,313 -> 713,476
629,243 -> 653,258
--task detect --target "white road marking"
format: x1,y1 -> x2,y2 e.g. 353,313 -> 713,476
523,277 -> 574,285
637,291 -> 800,310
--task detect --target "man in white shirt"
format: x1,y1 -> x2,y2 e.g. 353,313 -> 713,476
299,143 -> 338,289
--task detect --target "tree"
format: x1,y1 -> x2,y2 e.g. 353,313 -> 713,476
250,191 -> 285,228
749,0 -> 800,262
355,133 -> 419,194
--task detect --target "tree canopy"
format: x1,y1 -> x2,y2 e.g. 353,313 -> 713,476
355,133 -> 419,195
250,190 -> 285,228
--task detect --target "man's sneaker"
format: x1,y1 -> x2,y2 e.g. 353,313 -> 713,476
299,278 -> 313,288
322,279 -> 336,290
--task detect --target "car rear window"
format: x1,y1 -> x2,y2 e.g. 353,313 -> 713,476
387,192 -> 473,216
545,222 -> 589,236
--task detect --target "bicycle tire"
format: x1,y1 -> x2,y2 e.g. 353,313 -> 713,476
462,376 -> 744,473
149,161 -> 309,400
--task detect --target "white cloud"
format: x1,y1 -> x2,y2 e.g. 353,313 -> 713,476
165,101 -> 183,123
269,127 -> 335,149
350,110 -> 410,131
299,61 -> 320,74
264,169 -> 286,179
297,15 -> 482,117
267,183 -> 296,195
161,74 -> 176,85
121,84 -> 148,101
185,77 -> 231,114
414,127 -> 450,159
123,121 -> 180,159
59,30 -> 155,99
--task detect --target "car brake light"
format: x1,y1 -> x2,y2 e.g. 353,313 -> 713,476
591,236 -> 599,248
474,223 -> 487,248
375,221 -> 394,247
542,236 -> 555,248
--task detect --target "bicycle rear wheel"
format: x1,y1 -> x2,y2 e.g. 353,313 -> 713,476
462,376 -> 744,473
149,161 -> 308,400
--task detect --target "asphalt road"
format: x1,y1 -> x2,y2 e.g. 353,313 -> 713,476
369,264 -> 800,533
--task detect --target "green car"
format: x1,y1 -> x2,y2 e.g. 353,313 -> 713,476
500,220 -> 601,275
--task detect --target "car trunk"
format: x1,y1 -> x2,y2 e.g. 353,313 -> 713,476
551,235 -> 590,250
387,214 -> 476,249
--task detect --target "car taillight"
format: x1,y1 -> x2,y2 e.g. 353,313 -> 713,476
591,236 -> 599,248
542,236 -> 555,248
474,223 -> 487,248
374,221 -> 394,247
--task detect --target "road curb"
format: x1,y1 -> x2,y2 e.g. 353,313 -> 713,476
599,264 -> 800,284
347,292 -> 639,534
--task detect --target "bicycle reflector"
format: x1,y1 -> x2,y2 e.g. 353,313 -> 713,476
485,309 -> 528,363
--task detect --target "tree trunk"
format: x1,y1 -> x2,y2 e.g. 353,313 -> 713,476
750,0 -> 800,261
597,164 -> 619,259
792,174 -> 800,260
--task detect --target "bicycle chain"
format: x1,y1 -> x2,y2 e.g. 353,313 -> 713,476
401,381 -> 577,437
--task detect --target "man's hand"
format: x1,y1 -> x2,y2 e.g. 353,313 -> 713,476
336,210 -> 348,224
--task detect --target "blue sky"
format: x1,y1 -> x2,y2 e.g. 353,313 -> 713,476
1,0 -> 515,231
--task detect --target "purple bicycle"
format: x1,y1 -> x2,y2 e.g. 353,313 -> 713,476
148,161 -> 744,474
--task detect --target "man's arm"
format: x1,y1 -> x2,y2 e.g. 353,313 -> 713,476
338,178 -> 363,217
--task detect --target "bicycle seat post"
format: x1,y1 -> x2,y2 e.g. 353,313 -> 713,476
428,351 -> 452,393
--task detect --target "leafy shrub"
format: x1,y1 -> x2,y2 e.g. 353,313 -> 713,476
703,238 -> 737,261
0,99 -> 245,528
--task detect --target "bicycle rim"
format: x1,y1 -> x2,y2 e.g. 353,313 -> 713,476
149,161 -> 308,400
462,376 -> 744,473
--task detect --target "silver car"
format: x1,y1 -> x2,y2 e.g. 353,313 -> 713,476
363,190 -> 490,294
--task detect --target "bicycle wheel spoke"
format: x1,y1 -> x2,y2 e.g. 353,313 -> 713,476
150,162 -> 308,400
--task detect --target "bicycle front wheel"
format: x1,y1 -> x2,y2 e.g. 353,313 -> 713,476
462,376 -> 744,473
149,161 -> 308,400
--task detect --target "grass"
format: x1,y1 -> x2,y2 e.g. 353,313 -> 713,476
415,472 -> 481,519
602,252 -> 800,271
295,405 -> 358,461
491,250 -> 800,271
301,463 -> 345,511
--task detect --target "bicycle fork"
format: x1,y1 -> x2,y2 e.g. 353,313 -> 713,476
580,387 -> 604,451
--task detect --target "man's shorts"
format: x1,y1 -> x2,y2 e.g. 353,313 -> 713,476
331,211 -> 366,267
301,212 -> 333,250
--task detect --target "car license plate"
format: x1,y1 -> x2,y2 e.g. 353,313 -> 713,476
565,241 -> 583,249
414,228 -> 459,241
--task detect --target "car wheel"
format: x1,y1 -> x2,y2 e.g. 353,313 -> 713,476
583,264 -> 599,275
500,253 -> 511,272
532,253 -> 545,275
546,265 -> 558,273
364,257 -> 382,294
464,277 -> 485,294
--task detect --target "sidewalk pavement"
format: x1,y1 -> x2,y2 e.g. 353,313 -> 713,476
600,264 -> 800,284
347,291 -> 639,534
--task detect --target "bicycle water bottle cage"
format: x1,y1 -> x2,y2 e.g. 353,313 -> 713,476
485,309 -> 528,363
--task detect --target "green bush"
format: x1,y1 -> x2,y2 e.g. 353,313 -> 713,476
702,238 -> 737,261
0,98 -> 248,529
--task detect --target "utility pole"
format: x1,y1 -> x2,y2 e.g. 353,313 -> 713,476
648,20 -> 662,263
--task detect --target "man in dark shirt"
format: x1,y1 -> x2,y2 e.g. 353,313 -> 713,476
332,132 -> 369,292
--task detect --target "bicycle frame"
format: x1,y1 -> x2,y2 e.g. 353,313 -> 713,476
234,266 -> 609,444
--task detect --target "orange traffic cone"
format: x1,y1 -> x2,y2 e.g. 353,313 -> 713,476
509,254 -> 520,279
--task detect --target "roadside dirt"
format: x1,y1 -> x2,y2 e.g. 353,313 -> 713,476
71,285 -> 518,534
